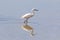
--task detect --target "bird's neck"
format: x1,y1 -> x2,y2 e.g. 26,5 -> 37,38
31,11 -> 35,15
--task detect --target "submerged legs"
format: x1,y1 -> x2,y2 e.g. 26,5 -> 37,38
24,18 -> 28,25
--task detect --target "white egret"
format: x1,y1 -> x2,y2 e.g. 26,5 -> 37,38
21,8 -> 39,24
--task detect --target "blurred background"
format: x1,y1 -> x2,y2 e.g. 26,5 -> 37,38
0,0 -> 60,40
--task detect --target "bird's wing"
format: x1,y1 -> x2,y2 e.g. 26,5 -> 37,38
21,13 -> 33,18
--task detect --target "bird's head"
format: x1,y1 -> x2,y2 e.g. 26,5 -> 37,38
32,8 -> 39,11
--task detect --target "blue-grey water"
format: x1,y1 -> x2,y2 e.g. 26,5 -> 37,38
0,0 -> 60,40
0,13 -> 60,40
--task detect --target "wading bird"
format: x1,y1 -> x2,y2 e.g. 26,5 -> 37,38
21,8 -> 39,24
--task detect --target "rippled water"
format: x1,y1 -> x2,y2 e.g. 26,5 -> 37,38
0,18 -> 40,40
0,0 -> 60,40
0,15 -> 60,40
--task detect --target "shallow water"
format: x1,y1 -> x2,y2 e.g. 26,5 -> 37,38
0,0 -> 60,40
0,16 -> 60,40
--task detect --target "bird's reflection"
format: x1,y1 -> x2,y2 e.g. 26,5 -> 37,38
20,8 -> 39,37
21,23 -> 35,37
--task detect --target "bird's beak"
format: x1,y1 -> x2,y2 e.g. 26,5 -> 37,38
34,9 -> 39,11
36,9 -> 39,11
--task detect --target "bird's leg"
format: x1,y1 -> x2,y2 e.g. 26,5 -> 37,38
24,18 -> 28,25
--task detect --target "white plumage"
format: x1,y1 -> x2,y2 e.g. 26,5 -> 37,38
22,13 -> 34,19
21,8 -> 39,24
21,8 -> 39,36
